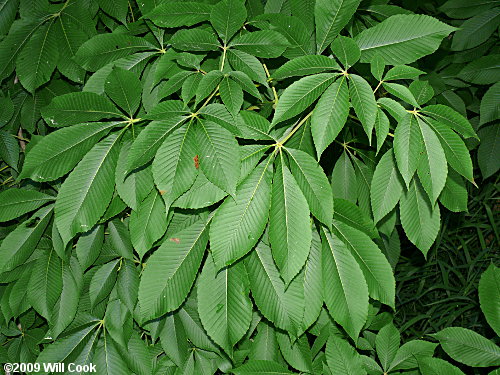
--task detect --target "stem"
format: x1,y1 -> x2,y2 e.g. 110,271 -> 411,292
220,44 -> 227,71
263,64 -> 278,106
374,80 -> 383,94
198,87 -> 219,112
278,111 -> 314,146
128,1 -> 135,22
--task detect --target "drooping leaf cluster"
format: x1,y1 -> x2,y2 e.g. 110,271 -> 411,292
0,0 -> 498,374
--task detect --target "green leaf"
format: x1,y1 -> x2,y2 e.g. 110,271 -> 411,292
478,264 -> 500,337
0,130 -> 19,170
331,151 -> 357,203
371,149 -> 404,223
376,323 -> 400,371
374,108 -> 389,154
174,172 -> 227,209
349,74 -> 377,141
170,29 -> 220,51
230,30 -> 289,58
129,189 -> 168,259
148,2 -> 213,28
55,133 -> 121,245
334,198 -> 377,239
393,113 -> 423,187
477,124 -> 500,179
399,177 -> 440,257
75,34 -> 155,72
128,116 -> 188,171
315,0 -> 361,53
285,147 -> 333,226
76,224 -> 104,271
409,81 -> 434,106
237,111 -> 275,141
332,220 -> 395,308
311,76 -> 349,157
321,228 -> 368,340
198,257 -> 252,355
210,0 -> 247,44
195,70 -> 224,106
138,217 -> 209,321
50,258 -> 82,338
269,153 -> 311,285
419,357 -> 466,375
0,188 -> 54,222
326,335 -> 366,375
330,36 -> 360,69
117,259 -> 139,313
228,71 -> 262,100
41,92 -> 122,127
27,248 -> 62,321
416,118 -> 448,204
198,103 -> 241,136
272,55 -> 340,80
272,73 -> 337,126
355,14 -> 455,64
231,360 -> 293,374
16,20 -> 58,93
89,259 -> 119,307
210,159 -> 272,268
425,118 -> 473,182
389,340 -> 437,371
431,327 -> 500,367
115,140 -> 153,210
227,49 -> 268,85
19,121 -> 118,181
105,67 -> 141,117
383,65 -> 425,81
0,204 -> 53,273
439,169 -> 468,213
219,76 -> 243,116
195,119 -> 240,198
383,82 -> 419,107
245,242 -> 303,336
421,104 -> 478,140
480,82 -> 500,126
451,8 -> 500,51
152,121 -> 198,210
97,0 -> 128,24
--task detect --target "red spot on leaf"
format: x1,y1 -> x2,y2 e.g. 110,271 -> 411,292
170,238 -> 181,244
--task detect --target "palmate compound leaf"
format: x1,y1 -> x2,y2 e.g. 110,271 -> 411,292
138,216 -> 209,322
19,121 -> 120,182
269,152 -> 312,285
0,188 -> 54,222
197,256 -> 252,356
55,133 -> 121,245
210,158 -> 272,269
355,14 -> 456,65
478,264 -> 500,337
431,327 -> 500,367
332,220 -> 395,309
321,227 -> 368,340
152,120 -> 199,211
399,177 -> 440,257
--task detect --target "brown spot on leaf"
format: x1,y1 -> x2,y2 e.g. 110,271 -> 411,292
159,190 -> 166,195
170,238 -> 181,244
193,155 -> 199,169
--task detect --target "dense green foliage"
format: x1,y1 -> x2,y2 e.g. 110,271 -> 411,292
0,0 -> 498,374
